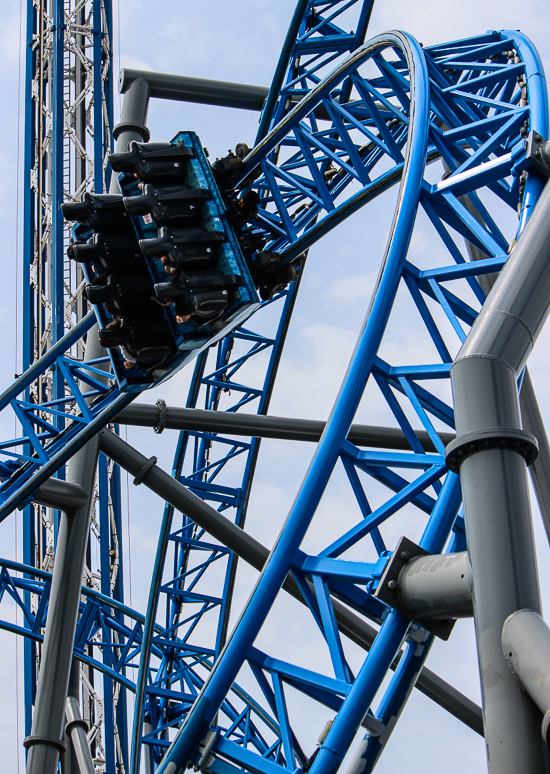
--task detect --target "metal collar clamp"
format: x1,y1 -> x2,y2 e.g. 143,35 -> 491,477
154,399 -> 167,434
133,456 -> 158,486
113,120 -> 151,143
23,734 -> 67,754
445,427 -> 538,474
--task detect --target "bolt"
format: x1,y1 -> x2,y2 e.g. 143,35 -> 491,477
388,580 -> 398,590
400,551 -> 410,560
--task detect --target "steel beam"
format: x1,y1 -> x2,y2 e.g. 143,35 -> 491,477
98,428 -> 483,735
119,68 -> 268,112
448,176 -> 550,772
24,436 -> 100,774
32,480 -> 89,511
394,551 -> 472,621
64,661 -> 95,774
502,609 -> 550,745
116,403 -> 454,451
460,190 -> 550,547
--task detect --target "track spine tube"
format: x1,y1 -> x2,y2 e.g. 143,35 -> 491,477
154,32 -> 430,773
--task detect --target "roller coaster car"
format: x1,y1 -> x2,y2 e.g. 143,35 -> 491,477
62,132 -> 259,392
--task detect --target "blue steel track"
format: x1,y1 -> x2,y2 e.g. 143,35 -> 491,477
0,2 -> 548,773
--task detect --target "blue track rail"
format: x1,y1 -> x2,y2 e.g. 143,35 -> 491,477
153,29 -> 548,774
132,4 -> 380,770
6,1 -> 549,771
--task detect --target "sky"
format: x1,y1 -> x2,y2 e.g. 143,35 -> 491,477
0,1 -> 550,772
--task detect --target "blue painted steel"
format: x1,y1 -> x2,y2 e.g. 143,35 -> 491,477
156,30 -> 430,773
8,4 -> 548,771
151,28 -> 548,774
133,3 -> 379,767
256,0 -> 375,141
0,555 -> 281,750
131,286 -> 301,773
22,0 -> 120,762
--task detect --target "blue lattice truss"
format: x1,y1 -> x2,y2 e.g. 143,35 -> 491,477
4,1 -> 549,772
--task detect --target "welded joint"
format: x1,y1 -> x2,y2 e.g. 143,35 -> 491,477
526,130 -> 550,177
445,427 -> 538,474
154,399 -> 167,434
133,456 -> 157,486
31,479 -> 89,511
374,536 -> 474,640
374,536 -> 455,640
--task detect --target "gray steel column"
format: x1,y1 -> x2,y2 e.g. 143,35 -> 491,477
60,663 -> 81,774
459,192 -> 550,546
110,76 -> 151,193
502,609 -> 550,745
520,371 -> 550,546
98,428 -> 483,735
65,696 -> 95,774
24,436 -> 100,774
61,660 -> 95,774
449,177 -> 550,772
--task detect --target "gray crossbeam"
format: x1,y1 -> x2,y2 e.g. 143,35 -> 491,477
116,403 -> 454,452
33,479 -> 89,511
99,428 -> 483,736
119,68 -> 269,112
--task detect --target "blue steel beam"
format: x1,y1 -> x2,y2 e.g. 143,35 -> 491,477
156,28 -> 430,773
9,5 -> 548,771
133,3 -> 379,768
256,0 -> 376,141
152,29 -> 547,774
23,0 -> 118,758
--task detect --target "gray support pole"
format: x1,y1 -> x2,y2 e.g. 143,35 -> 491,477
60,663 -> 81,774
24,436 -> 100,774
115,403 -> 454,451
62,660 -> 95,774
448,177 -> 550,772
519,371 -> 550,546
143,719 -> 153,774
98,428 -> 483,735
65,697 -> 95,774
459,193 -> 550,546
110,75 -> 151,192
119,68 -> 268,112
502,609 -> 550,744
396,552 -> 472,621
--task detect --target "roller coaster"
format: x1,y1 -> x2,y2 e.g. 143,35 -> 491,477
2,1 -> 550,772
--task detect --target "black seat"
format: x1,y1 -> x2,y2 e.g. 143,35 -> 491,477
140,226 -> 225,267
124,184 -> 211,228
84,275 -> 160,317
71,234 -> 148,275
99,316 -> 175,364
62,193 -> 134,234
110,141 -> 194,185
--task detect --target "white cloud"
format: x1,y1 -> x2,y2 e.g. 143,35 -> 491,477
325,272 -> 378,302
